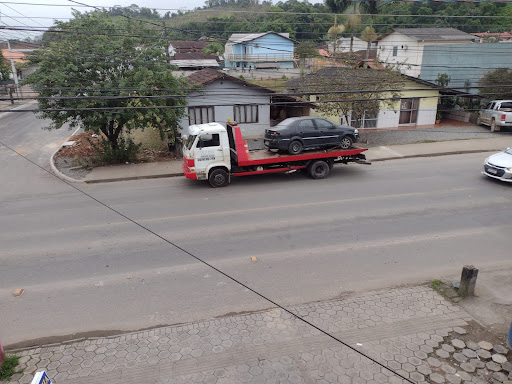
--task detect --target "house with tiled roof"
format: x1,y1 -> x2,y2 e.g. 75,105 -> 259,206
224,32 -> 296,70
181,68 -> 311,137
0,41 -> 41,80
167,41 -> 220,70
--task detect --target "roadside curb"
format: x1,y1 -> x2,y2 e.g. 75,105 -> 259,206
369,148 -> 501,162
49,127 -> 85,184
49,146 -> 86,183
81,148 -> 501,184
84,172 -> 184,184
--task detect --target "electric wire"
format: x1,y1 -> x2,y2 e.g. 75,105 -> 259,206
0,136 -> 416,384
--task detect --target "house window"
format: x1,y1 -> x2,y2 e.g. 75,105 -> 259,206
392,46 -> 398,56
188,106 -> 215,125
234,105 -> 259,124
350,111 -> 378,128
399,98 -> 419,125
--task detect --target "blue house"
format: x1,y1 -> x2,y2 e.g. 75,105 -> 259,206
224,32 -> 296,70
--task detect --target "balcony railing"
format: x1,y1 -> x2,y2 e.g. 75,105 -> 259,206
226,53 -> 295,62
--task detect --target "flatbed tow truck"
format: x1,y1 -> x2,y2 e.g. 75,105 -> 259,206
182,121 -> 370,187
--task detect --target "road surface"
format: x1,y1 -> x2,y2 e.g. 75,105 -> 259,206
1,109 -> 511,346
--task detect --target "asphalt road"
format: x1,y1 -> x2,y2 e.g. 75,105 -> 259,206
1,109 -> 512,347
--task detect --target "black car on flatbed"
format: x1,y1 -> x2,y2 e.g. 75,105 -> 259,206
264,117 -> 359,155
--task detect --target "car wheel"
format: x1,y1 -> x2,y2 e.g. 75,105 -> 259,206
476,116 -> 482,126
340,136 -> 353,149
209,168 -> 229,188
308,160 -> 330,179
288,140 -> 303,155
491,119 -> 496,132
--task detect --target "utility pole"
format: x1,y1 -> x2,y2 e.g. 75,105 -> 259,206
6,40 -> 21,98
364,40 -> 371,69
162,21 -> 180,156
163,21 -> 169,64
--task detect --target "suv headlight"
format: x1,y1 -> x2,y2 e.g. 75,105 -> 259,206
354,129 -> 359,134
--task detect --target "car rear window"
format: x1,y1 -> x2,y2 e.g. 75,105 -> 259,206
274,119 -> 295,129
499,102 -> 512,111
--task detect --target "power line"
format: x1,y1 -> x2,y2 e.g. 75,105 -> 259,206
0,137 -> 415,384
1,1 -> 512,17
0,2 -> 46,27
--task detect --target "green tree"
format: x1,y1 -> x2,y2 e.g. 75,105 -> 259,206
436,73 -> 451,88
24,11 -> 187,151
203,42 -> 225,55
324,0 -> 349,15
480,68 -> 512,100
0,56 -> 11,81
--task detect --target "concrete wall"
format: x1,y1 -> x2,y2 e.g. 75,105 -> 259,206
377,33 -> 422,77
419,43 -> 512,94
328,37 -> 370,53
181,79 -> 271,138
221,68 -> 302,79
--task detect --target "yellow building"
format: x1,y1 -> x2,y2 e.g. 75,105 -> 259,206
286,67 -> 444,129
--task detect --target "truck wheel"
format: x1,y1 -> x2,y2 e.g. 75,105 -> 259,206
209,168 -> 229,188
308,160 -> 330,179
288,140 -> 303,155
491,119 -> 497,132
340,136 -> 353,149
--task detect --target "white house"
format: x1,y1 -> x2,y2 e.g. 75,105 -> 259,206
376,28 -> 476,77
328,37 -> 376,53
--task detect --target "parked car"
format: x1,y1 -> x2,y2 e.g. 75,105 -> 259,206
264,117 -> 359,155
482,147 -> 512,182
477,100 -> 512,132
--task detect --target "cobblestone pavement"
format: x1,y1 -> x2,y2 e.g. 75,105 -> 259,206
6,286 -> 509,384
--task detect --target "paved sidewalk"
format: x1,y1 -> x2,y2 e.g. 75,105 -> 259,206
73,136 -> 512,184
4,285 -> 489,384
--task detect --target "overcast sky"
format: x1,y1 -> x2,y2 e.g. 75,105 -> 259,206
1,0 -> 305,41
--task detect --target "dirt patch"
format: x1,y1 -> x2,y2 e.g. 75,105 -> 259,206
455,320 -> 510,352
55,131 -> 178,164
56,131 -> 102,159
52,131 -> 180,180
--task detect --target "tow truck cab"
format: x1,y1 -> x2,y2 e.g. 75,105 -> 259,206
182,123 -> 231,181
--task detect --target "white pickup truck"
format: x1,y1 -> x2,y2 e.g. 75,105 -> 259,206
477,100 -> 512,132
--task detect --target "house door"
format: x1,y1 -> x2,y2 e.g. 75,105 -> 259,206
399,98 -> 419,125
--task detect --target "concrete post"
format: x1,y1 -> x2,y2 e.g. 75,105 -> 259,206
459,265 -> 478,297
507,321 -> 511,350
0,337 -> 4,364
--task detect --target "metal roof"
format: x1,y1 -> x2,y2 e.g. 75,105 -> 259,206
228,32 -> 291,44
170,60 -> 220,69
390,28 -> 476,41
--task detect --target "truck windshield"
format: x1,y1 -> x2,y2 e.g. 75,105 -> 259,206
185,135 -> 197,150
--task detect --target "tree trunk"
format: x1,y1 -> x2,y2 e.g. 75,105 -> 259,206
100,120 -> 121,149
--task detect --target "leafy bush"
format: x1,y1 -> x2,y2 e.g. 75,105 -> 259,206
89,135 -> 141,166
0,355 -> 22,380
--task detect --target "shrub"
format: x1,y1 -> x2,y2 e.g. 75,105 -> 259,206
89,135 -> 141,166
